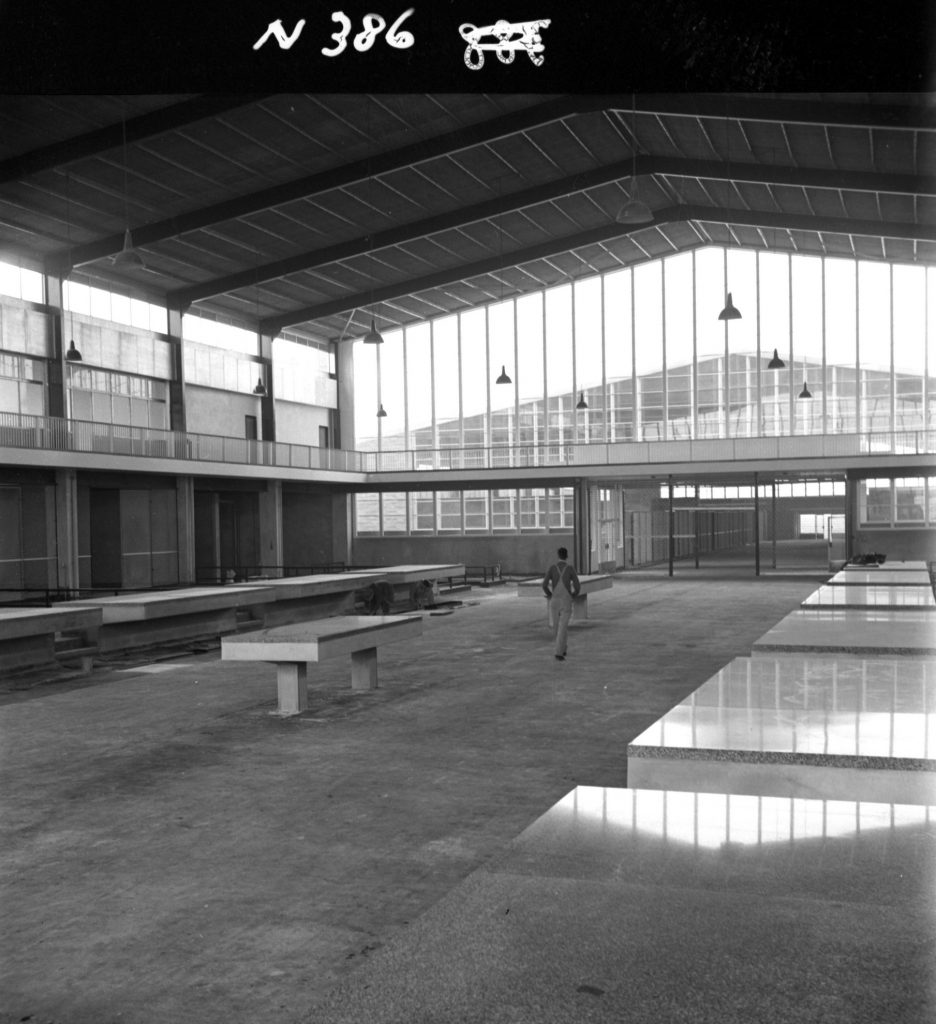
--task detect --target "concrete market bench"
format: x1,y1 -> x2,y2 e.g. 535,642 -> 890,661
517,573 -> 613,626
0,605 -> 103,674
221,614 -> 423,715
231,571 -> 389,627
68,585 -> 277,653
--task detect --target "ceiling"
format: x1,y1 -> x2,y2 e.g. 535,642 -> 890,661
0,92 -> 934,346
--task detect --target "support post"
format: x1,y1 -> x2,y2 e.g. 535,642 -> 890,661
351,648 -> 379,690
667,476 -> 674,577
275,662 -> 308,715
753,471 -> 760,577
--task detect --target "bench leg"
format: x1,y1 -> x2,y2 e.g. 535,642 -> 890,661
275,663 -> 308,715
573,594 -> 588,620
351,647 -> 378,691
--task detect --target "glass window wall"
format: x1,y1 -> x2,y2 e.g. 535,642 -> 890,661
352,247 -> 932,537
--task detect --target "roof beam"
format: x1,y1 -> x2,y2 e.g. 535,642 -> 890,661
612,94 -> 936,131
0,95 -> 272,183
171,157 -> 936,306
51,95 -> 603,271
261,204 -> 936,335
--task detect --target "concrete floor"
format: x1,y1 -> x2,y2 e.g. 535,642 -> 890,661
1,573 -> 831,1024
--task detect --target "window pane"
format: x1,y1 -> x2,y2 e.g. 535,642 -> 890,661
695,248 -> 725,437
726,249 -> 757,437
824,258 -> 857,434
604,268 -> 633,441
460,309 -> 487,446
894,477 -> 925,522
893,265 -> 925,431
759,252 -> 790,436
434,316 -> 460,448
665,253 -> 694,438
406,322 -> 433,449
858,478 -> 892,523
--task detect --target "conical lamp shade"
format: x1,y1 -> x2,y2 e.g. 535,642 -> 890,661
363,318 -> 384,344
252,377 -> 266,395
798,381 -> 812,399
576,392 -> 588,409
718,292 -> 741,321
767,348 -> 785,370
65,339 -> 82,362
112,227 -> 145,268
376,403 -> 387,417
495,365 -> 512,385
615,198 -> 653,225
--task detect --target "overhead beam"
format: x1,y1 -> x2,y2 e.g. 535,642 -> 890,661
261,204 -> 936,335
0,95 -> 272,184
172,156 -> 936,306
612,94 -> 936,131
51,95 -> 603,272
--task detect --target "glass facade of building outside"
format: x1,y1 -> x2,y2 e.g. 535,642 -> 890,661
352,246 -> 934,536
353,246 -> 933,453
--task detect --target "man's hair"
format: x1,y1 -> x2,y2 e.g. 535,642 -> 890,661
557,547 -> 568,559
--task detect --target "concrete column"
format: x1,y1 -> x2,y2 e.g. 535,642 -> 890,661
53,469 -> 79,592
332,492 -> 353,566
167,304 -> 186,433
258,331 -> 275,443
176,475 -> 196,583
258,480 -> 283,575
572,480 -> 590,573
337,339 -> 354,451
753,472 -> 761,577
45,275 -> 68,419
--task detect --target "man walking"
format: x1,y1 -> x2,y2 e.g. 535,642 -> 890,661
542,546 -> 582,660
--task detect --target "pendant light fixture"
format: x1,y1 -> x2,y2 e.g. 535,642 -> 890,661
798,380 -> 812,400
377,403 -> 387,417
252,377 -> 266,395
63,171 -> 82,362
576,392 -> 588,410
717,106 -> 741,322
616,95 -> 653,225
494,177 -> 513,384
363,316 -> 384,344
111,114 -> 145,269
718,292 -> 742,321
767,348 -> 785,369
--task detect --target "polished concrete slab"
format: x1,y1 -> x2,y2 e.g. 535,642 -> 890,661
844,560 -> 929,571
0,575 -> 869,1024
802,582 -> 936,611
828,568 -> 932,587
627,655 -> 936,803
310,785 -> 936,1023
753,608 -> 936,656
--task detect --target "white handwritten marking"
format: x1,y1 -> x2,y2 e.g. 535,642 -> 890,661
252,18 -> 307,50
459,19 -> 550,69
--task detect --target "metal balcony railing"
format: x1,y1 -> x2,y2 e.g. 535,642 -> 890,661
0,412 -> 933,476
0,412 -> 366,472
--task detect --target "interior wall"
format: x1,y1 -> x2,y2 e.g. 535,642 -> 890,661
351,533 -> 575,576
282,490 -> 337,568
274,401 -> 332,445
852,528 -> 936,562
185,385 -> 265,439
